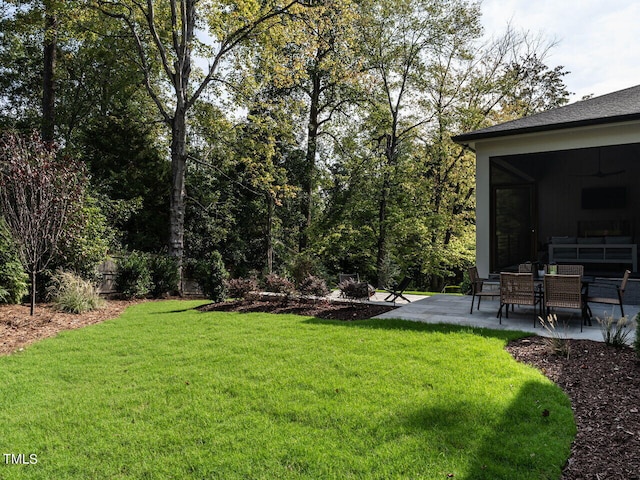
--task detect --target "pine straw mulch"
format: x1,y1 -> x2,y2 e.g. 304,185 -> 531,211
1,298 -> 639,479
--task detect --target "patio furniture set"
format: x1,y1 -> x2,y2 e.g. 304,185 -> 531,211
468,265 -> 630,331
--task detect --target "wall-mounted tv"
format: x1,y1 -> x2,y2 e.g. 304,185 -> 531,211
581,187 -> 626,210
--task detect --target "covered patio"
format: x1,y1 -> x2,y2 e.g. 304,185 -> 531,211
453,85 -> 640,278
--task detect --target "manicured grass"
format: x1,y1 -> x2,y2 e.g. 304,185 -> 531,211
0,300 -> 575,479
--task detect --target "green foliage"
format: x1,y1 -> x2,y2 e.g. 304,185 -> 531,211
0,0 -> 573,299
149,254 -> 180,298
81,114 -> 171,252
46,269 -> 104,314
116,251 -> 152,299
55,195 -> 113,279
289,251 -> 324,286
191,251 -> 229,302
0,218 -> 29,304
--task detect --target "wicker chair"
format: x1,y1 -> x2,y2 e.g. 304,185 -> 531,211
518,262 -> 533,273
498,272 -> 540,325
468,266 -> 499,314
544,274 -> 587,331
556,264 -> 584,276
586,270 -> 631,318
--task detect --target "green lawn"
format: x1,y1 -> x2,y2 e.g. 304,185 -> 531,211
0,300 -> 575,479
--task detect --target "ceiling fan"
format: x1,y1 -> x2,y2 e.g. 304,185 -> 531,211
577,151 -> 625,178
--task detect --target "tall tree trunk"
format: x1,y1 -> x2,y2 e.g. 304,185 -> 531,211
42,3 -> 57,142
266,193 -> 274,274
376,128 -> 398,288
169,112 -> 187,291
300,73 -> 321,251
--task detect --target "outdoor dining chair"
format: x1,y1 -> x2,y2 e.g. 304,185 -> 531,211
497,272 -> 540,325
556,264 -> 584,276
518,262 -> 534,273
544,274 -> 588,332
585,269 -> 630,318
468,266 -> 499,314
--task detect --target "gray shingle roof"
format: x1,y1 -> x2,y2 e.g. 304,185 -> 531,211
452,84 -> 640,143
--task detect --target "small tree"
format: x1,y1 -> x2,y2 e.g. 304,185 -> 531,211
0,131 -> 86,314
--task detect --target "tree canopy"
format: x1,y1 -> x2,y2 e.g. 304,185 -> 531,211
0,0 -> 570,295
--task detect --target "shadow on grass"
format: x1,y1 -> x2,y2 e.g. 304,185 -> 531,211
389,381 -> 573,479
303,317 -> 529,342
461,380 -> 574,479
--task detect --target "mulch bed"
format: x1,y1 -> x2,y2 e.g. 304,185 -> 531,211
507,336 -> 640,480
1,298 -> 639,479
197,297 -> 398,320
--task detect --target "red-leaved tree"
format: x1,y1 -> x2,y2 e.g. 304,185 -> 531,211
0,131 -> 86,314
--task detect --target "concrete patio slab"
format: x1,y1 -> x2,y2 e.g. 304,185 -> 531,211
372,294 -> 638,343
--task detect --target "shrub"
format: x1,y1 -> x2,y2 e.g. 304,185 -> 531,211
289,253 -> 322,286
597,314 -> 634,347
116,251 -> 152,299
0,218 -> 29,304
149,254 -> 179,298
338,279 -> 374,302
298,275 -> 330,297
192,251 -> 228,302
263,274 -> 295,295
226,277 -> 259,300
55,195 -> 112,280
538,315 -> 571,359
46,270 -> 104,314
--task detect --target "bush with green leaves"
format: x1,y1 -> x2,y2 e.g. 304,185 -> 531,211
115,251 -> 152,299
226,277 -> 259,300
55,195 -> 113,280
298,275 -> 330,297
149,254 -> 179,298
0,218 -> 29,304
289,252 -> 323,286
191,251 -> 228,302
46,270 -> 104,314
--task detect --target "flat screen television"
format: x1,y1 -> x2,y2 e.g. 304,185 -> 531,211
581,187 -> 626,210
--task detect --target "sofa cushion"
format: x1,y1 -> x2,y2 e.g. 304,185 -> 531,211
577,236 -> 604,244
604,236 -> 632,244
551,236 -> 576,244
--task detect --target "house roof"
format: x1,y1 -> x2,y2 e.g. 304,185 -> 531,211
452,84 -> 640,144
